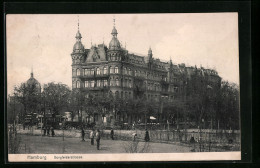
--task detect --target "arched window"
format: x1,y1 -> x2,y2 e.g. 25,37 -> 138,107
103,67 -> 107,74
115,78 -> 119,86
115,66 -> 119,74
76,69 -> 80,76
96,68 -> 100,75
124,67 -> 127,75
76,81 -> 80,88
109,66 -> 113,74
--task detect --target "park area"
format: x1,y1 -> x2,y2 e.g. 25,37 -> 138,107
8,126 -> 240,154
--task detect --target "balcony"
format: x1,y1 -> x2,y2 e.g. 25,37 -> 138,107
78,74 -> 109,79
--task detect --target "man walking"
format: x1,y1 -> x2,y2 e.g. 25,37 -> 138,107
47,126 -> 50,136
43,126 -> 46,136
144,129 -> 150,142
110,128 -> 114,140
81,127 -> 85,141
90,129 -> 94,145
51,126 -> 55,137
96,129 -> 101,150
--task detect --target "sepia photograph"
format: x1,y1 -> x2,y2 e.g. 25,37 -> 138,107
6,13 -> 240,162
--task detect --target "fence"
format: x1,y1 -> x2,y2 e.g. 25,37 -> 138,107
14,124 -> 240,152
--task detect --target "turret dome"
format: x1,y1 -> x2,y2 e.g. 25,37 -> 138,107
26,72 -> 41,92
73,41 -> 85,53
109,37 -> 121,50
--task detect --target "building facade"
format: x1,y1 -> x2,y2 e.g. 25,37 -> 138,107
71,20 -> 221,126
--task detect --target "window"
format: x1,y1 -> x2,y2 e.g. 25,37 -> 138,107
97,80 -> 101,87
97,68 -> 100,75
129,79 -> 132,88
85,81 -> 88,88
109,67 -> 113,74
84,69 -> 89,76
129,68 -> 132,75
90,69 -> 94,75
124,67 -> 128,75
125,79 -> 128,87
76,69 -> 80,76
115,78 -> 119,86
90,80 -> 95,88
76,81 -> 80,88
110,79 -> 114,86
103,67 -> 107,74
103,80 -> 108,86
129,92 -> 131,98
135,70 -> 138,76
115,66 -> 119,74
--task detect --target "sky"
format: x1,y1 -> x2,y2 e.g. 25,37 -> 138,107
6,13 -> 239,95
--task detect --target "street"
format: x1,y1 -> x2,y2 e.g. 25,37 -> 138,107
17,134 -> 192,154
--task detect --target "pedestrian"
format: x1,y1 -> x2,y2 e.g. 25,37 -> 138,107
90,129 -> 94,145
132,133 -> 137,141
190,131 -> 195,144
110,128 -> 114,140
144,129 -> 150,142
96,129 -> 101,150
81,127 -> 85,141
43,126 -> 46,136
47,126 -> 50,136
51,126 -> 55,137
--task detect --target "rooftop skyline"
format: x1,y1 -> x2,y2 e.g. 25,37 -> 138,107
7,13 -> 239,95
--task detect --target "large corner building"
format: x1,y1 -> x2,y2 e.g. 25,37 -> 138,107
71,19 -> 221,125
